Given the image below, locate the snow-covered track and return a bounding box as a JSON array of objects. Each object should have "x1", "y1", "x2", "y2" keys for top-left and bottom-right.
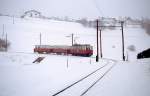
[
  {"x1": 80, "y1": 63, "x2": 116, "y2": 96},
  {"x1": 52, "y1": 60, "x2": 116, "y2": 96}
]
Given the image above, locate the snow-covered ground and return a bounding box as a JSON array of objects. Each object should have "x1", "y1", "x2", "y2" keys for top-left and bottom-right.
[
  {"x1": 0, "y1": 52, "x2": 150, "y2": 96},
  {"x1": 0, "y1": 16, "x2": 150, "y2": 60},
  {"x1": 86, "y1": 59, "x2": 150, "y2": 96},
  {"x1": 0, "y1": 52, "x2": 108, "y2": 96},
  {"x1": 0, "y1": 16, "x2": 150, "y2": 96}
]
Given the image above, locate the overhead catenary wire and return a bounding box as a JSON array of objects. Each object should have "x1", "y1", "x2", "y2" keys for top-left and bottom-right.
[{"x1": 91, "y1": 0, "x2": 104, "y2": 17}]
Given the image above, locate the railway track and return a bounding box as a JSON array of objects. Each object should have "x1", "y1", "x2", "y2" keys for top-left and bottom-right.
[
  {"x1": 80, "y1": 63, "x2": 116, "y2": 96},
  {"x1": 52, "y1": 60, "x2": 116, "y2": 96}
]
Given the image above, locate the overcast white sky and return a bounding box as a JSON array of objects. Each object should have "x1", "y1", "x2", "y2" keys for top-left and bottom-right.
[{"x1": 0, "y1": 0, "x2": 149, "y2": 19}]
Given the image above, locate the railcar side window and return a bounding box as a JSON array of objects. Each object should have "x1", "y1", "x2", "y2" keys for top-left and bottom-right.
[
  {"x1": 90, "y1": 46, "x2": 93, "y2": 50},
  {"x1": 82, "y1": 46, "x2": 86, "y2": 50},
  {"x1": 83, "y1": 46, "x2": 86, "y2": 50},
  {"x1": 86, "y1": 46, "x2": 89, "y2": 50},
  {"x1": 82, "y1": 46, "x2": 84, "y2": 50}
]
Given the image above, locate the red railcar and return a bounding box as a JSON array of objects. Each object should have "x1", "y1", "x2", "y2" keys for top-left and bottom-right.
[{"x1": 34, "y1": 44, "x2": 93, "y2": 57}]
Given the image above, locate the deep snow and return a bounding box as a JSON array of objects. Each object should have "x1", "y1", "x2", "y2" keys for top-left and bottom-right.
[
  {"x1": 0, "y1": 52, "x2": 150, "y2": 96},
  {"x1": 1, "y1": 16, "x2": 150, "y2": 61},
  {"x1": 0, "y1": 52, "x2": 108, "y2": 96},
  {"x1": 0, "y1": 16, "x2": 150, "y2": 96},
  {"x1": 85, "y1": 59, "x2": 150, "y2": 96}
]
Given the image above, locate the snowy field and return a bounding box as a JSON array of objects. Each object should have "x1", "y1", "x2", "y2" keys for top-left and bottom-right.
[
  {"x1": 0, "y1": 52, "x2": 110, "y2": 96},
  {"x1": 0, "y1": 16, "x2": 150, "y2": 60},
  {"x1": 0, "y1": 52, "x2": 150, "y2": 96},
  {"x1": 0, "y1": 16, "x2": 150, "y2": 96}
]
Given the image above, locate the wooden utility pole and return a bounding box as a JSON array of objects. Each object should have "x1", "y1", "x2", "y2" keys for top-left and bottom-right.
[
  {"x1": 96, "y1": 19, "x2": 125, "y2": 61},
  {"x1": 2, "y1": 24, "x2": 4, "y2": 37},
  {"x1": 5, "y1": 33, "x2": 7, "y2": 51},
  {"x1": 71, "y1": 33, "x2": 74, "y2": 46},
  {"x1": 67, "y1": 56, "x2": 69, "y2": 68},
  {"x1": 121, "y1": 21, "x2": 125, "y2": 61},
  {"x1": 99, "y1": 29, "x2": 103, "y2": 58},
  {"x1": 40, "y1": 33, "x2": 41, "y2": 45},
  {"x1": 96, "y1": 19, "x2": 99, "y2": 62}
]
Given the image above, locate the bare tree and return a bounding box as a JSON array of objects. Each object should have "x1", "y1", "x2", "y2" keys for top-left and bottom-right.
[
  {"x1": 127, "y1": 45, "x2": 136, "y2": 52},
  {"x1": 141, "y1": 18, "x2": 150, "y2": 36},
  {"x1": 0, "y1": 38, "x2": 10, "y2": 51}
]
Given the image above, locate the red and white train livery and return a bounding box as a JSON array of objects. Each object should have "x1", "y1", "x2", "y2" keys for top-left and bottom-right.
[{"x1": 34, "y1": 44, "x2": 93, "y2": 57}]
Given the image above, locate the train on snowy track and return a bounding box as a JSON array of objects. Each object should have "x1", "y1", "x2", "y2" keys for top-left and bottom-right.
[{"x1": 34, "y1": 44, "x2": 93, "y2": 57}]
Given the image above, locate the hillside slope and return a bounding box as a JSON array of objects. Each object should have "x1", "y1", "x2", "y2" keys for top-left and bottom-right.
[{"x1": 0, "y1": 16, "x2": 150, "y2": 61}]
